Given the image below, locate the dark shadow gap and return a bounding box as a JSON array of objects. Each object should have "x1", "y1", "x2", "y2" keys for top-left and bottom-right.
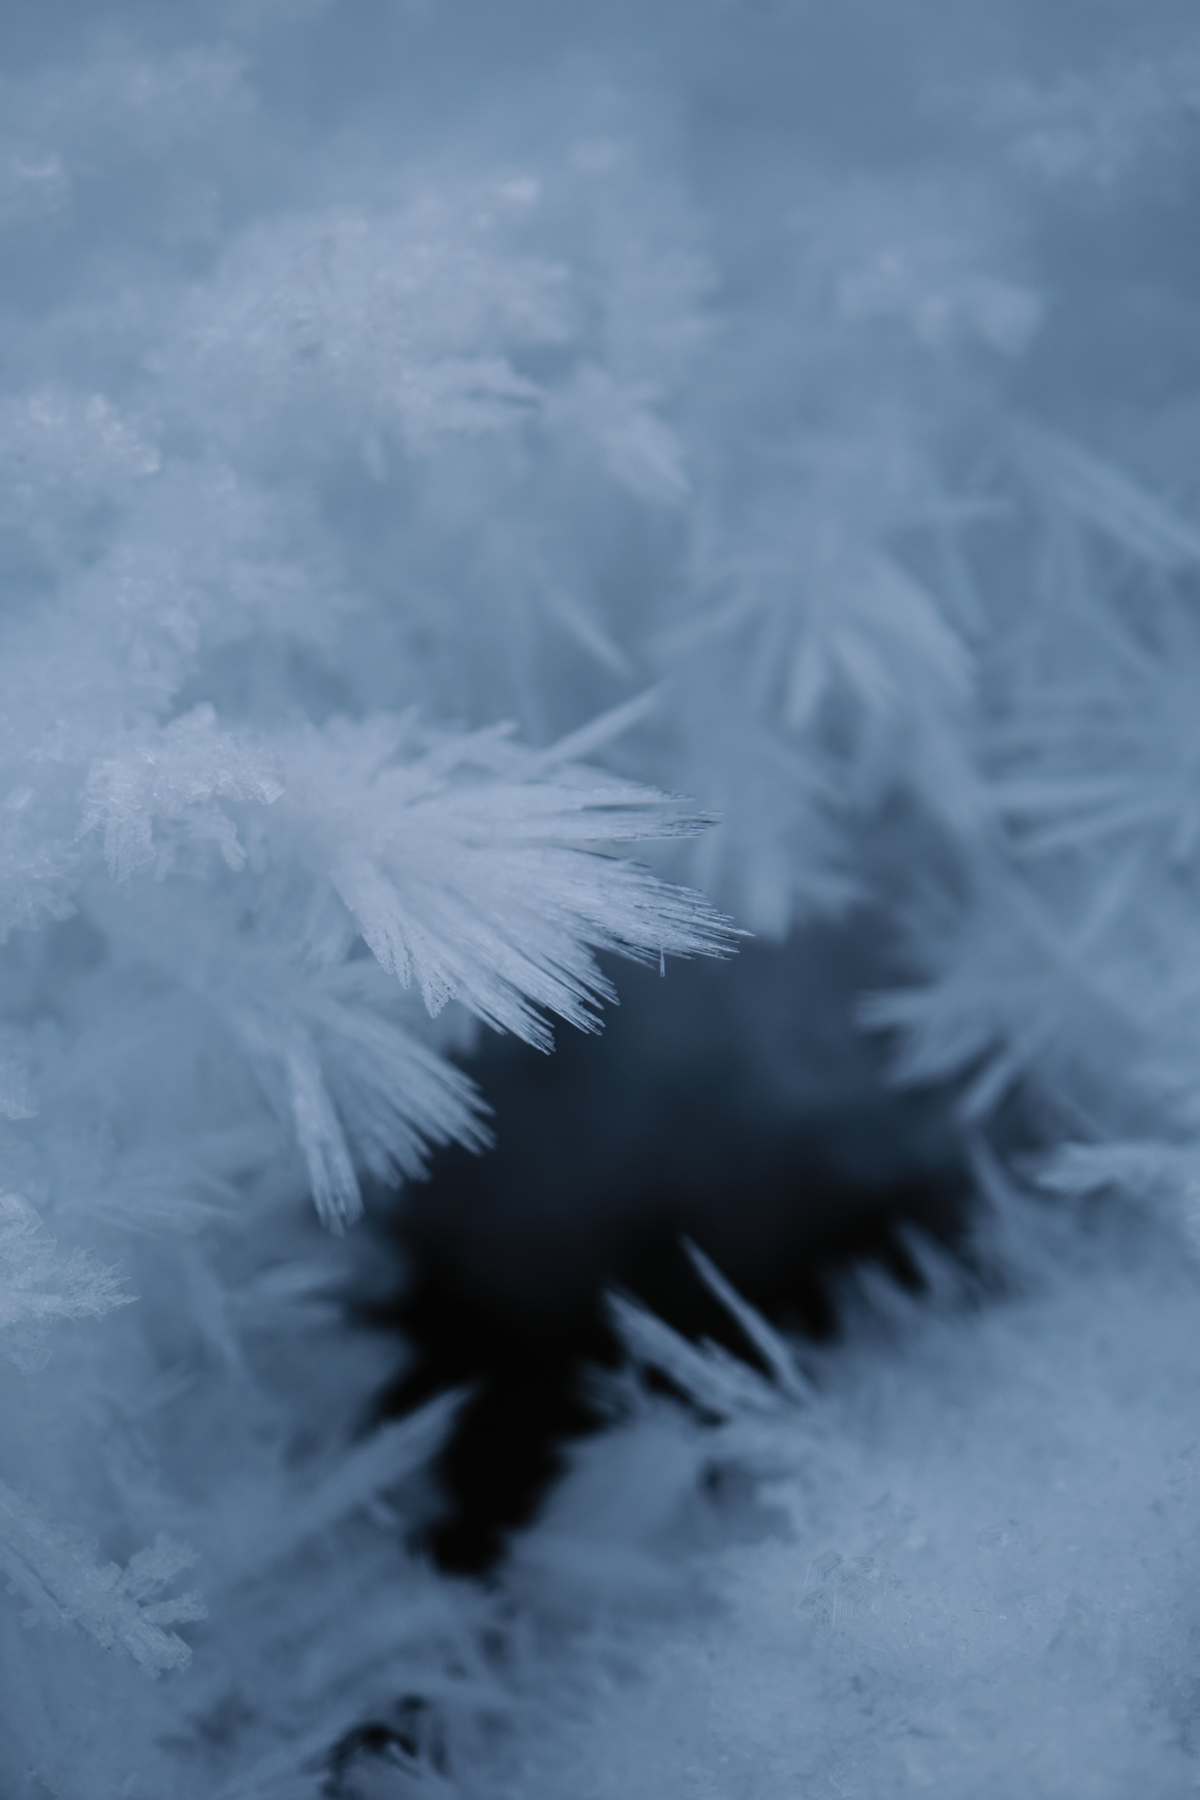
[{"x1": 361, "y1": 922, "x2": 973, "y2": 1575}]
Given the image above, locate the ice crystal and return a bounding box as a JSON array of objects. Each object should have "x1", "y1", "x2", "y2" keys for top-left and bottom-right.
[{"x1": 3, "y1": 0, "x2": 1200, "y2": 1795}]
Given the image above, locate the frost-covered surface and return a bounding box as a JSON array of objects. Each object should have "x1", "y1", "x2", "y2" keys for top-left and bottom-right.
[
  {"x1": 504, "y1": 1182, "x2": 1200, "y2": 1800},
  {"x1": 4, "y1": 0, "x2": 1200, "y2": 1794}
]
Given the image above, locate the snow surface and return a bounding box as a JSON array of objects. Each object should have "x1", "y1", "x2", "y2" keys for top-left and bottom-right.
[{"x1": 505, "y1": 1182, "x2": 1200, "y2": 1799}]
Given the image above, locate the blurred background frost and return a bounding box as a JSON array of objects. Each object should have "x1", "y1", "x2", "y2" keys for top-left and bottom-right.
[{"x1": 4, "y1": 2, "x2": 1200, "y2": 1795}]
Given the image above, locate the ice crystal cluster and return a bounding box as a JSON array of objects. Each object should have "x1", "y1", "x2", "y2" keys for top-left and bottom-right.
[{"x1": 3, "y1": 1, "x2": 1200, "y2": 1795}]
